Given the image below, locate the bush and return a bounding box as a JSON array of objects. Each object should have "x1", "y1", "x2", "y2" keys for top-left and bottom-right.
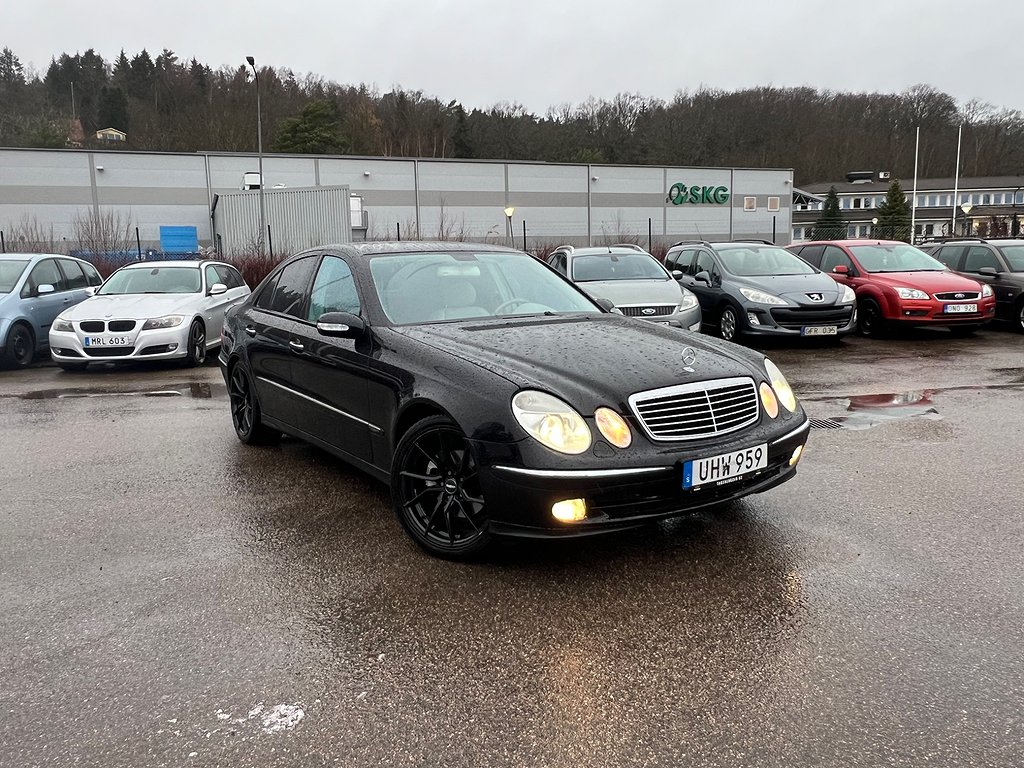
[{"x1": 223, "y1": 250, "x2": 286, "y2": 288}]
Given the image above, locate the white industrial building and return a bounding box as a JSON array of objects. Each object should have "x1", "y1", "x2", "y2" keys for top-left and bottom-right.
[{"x1": 0, "y1": 147, "x2": 794, "y2": 255}]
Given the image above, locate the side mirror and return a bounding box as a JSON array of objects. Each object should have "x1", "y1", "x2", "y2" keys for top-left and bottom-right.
[
  {"x1": 36, "y1": 283, "x2": 55, "y2": 296},
  {"x1": 832, "y1": 265, "x2": 850, "y2": 275},
  {"x1": 978, "y1": 267, "x2": 998, "y2": 277},
  {"x1": 694, "y1": 270, "x2": 711, "y2": 285},
  {"x1": 594, "y1": 297, "x2": 616, "y2": 312},
  {"x1": 208, "y1": 283, "x2": 228, "y2": 296},
  {"x1": 671, "y1": 269, "x2": 684, "y2": 281},
  {"x1": 316, "y1": 311, "x2": 366, "y2": 338},
  {"x1": 84, "y1": 287, "x2": 96, "y2": 297}
]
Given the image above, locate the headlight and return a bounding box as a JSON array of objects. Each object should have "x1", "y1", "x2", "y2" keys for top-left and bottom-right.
[
  {"x1": 594, "y1": 407, "x2": 632, "y2": 448},
  {"x1": 759, "y1": 382, "x2": 779, "y2": 419},
  {"x1": 739, "y1": 287, "x2": 787, "y2": 305},
  {"x1": 764, "y1": 358, "x2": 797, "y2": 413},
  {"x1": 53, "y1": 318, "x2": 75, "y2": 333},
  {"x1": 512, "y1": 390, "x2": 592, "y2": 455},
  {"x1": 895, "y1": 287, "x2": 930, "y2": 300},
  {"x1": 677, "y1": 291, "x2": 699, "y2": 312},
  {"x1": 839, "y1": 285, "x2": 856, "y2": 303},
  {"x1": 142, "y1": 315, "x2": 186, "y2": 331},
  {"x1": 981, "y1": 284, "x2": 994, "y2": 297}
]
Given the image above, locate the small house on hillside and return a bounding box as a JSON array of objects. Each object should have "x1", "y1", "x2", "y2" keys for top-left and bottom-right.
[{"x1": 95, "y1": 128, "x2": 127, "y2": 142}]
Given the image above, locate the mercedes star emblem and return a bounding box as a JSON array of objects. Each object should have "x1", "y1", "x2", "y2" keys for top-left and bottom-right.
[{"x1": 681, "y1": 347, "x2": 697, "y2": 366}]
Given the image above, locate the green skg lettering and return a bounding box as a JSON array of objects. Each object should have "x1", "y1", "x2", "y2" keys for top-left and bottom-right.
[
  {"x1": 667, "y1": 182, "x2": 731, "y2": 205},
  {"x1": 689, "y1": 186, "x2": 702, "y2": 204},
  {"x1": 713, "y1": 186, "x2": 730, "y2": 204},
  {"x1": 667, "y1": 183, "x2": 688, "y2": 205}
]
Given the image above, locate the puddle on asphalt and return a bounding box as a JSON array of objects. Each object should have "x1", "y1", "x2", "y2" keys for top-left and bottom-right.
[{"x1": 20, "y1": 382, "x2": 217, "y2": 400}]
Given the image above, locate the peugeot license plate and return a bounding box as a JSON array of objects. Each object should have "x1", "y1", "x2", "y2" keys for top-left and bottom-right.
[
  {"x1": 84, "y1": 335, "x2": 131, "y2": 347},
  {"x1": 682, "y1": 443, "x2": 767, "y2": 489},
  {"x1": 801, "y1": 325, "x2": 838, "y2": 336},
  {"x1": 944, "y1": 303, "x2": 977, "y2": 314}
]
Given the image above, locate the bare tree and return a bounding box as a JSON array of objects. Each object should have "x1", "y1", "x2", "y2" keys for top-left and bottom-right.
[{"x1": 2, "y1": 214, "x2": 64, "y2": 253}]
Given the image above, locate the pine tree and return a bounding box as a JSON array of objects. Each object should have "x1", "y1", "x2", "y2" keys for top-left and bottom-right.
[
  {"x1": 875, "y1": 179, "x2": 912, "y2": 242},
  {"x1": 97, "y1": 86, "x2": 129, "y2": 133},
  {"x1": 811, "y1": 186, "x2": 845, "y2": 240},
  {"x1": 0, "y1": 47, "x2": 25, "y2": 88},
  {"x1": 273, "y1": 100, "x2": 348, "y2": 154}
]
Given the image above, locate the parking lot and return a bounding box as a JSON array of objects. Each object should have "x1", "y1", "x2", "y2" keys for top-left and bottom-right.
[{"x1": 2, "y1": 329, "x2": 1022, "y2": 767}]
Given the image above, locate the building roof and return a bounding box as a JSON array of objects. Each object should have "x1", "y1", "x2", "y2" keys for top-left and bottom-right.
[{"x1": 802, "y1": 176, "x2": 1024, "y2": 194}]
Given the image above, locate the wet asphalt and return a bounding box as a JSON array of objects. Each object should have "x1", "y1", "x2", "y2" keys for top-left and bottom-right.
[{"x1": 1, "y1": 328, "x2": 1022, "y2": 767}]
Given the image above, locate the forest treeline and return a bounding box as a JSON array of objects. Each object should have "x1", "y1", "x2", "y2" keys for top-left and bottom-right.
[{"x1": 1, "y1": 46, "x2": 1022, "y2": 184}]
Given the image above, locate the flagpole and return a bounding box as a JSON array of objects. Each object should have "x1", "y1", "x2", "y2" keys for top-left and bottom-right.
[
  {"x1": 951, "y1": 125, "x2": 962, "y2": 236},
  {"x1": 911, "y1": 126, "x2": 920, "y2": 242}
]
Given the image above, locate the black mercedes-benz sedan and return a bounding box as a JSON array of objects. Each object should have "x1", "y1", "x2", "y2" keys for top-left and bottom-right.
[{"x1": 219, "y1": 242, "x2": 809, "y2": 558}]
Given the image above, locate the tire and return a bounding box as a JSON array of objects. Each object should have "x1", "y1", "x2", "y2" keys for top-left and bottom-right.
[
  {"x1": 1015, "y1": 299, "x2": 1024, "y2": 334},
  {"x1": 857, "y1": 299, "x2": 888, "y2": 338},
  {"x1": 2, "y1": 323, "x2": 35, "y2": 369},
  {"x1": 58, "y1": 362, "x2": 88, "y2": 372},
  {"x1": 391, "y1": 415, "x2": 492, "y2": 559},
  {"x1": 227, "y1": 363, "x2": 279, "y2": 445},
  {"x1": 184, "y1": 320, "x2": 206, "y2": 367},
  {"x1": 718, "y1": 305, "x2": 740, "y2": 342}
]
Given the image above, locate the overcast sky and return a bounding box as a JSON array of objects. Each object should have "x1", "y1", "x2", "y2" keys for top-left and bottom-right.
[{"x1": 8, "y1": 0, "x2": 1024, "y2": 113}]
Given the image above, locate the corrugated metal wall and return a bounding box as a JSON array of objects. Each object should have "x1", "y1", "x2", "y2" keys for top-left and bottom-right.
[{"x1": 214, "y1": 186, "x2": 352, "y2": 256}]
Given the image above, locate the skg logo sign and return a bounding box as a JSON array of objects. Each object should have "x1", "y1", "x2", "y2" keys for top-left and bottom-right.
[{"x1": 667, "y1": 183, "x2": 730, "y2": 206}]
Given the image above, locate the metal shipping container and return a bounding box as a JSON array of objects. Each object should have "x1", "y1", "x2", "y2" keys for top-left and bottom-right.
[{"x1": 213, "y1": 185, "x2": 352, "y2": 256}]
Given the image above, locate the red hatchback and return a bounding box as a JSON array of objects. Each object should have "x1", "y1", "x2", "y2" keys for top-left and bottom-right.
[{"x1": 788, "y1": 240, "x2": 996, "y2": 336}]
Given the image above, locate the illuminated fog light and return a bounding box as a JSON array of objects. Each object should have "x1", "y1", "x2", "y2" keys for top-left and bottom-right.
[
  {"x1": 594, "y1": 407, "x2": 632, "y2": 448},
  {"x1": 551, "y1": 498, "x2": 587, "y2": 523},
  {"x1": 789, "y1": 445, "x2": 804, "y2": 466},
  {"x1": 747, "y1": 312, "x2": 761, "y2": 326},
  {"x1": 759, "y1": 382, "x2": 779, "y2": 419}
]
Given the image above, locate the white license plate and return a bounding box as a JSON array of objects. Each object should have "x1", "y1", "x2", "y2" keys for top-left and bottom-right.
[
  {"x1": 682, "y1": 443, "x2": 768, "y2": 490},
  {"x1": 801, "y1": 325, "x2": 838, "y2": 336},
  {"x1": 84, "y1": 336, "x2": 131, "y2": 347},
  {"x1": 944, "y1": 303, "x2": 977, "y2": 314}
]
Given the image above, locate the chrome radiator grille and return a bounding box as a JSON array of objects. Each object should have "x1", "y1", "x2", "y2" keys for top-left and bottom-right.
[{"x1": 628, "y1": 377, "x2": 760, "y2": 441}]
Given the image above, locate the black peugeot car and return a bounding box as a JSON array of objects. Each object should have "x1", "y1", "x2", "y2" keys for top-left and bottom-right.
[
  {"x1": 219, "y1": 242, "x2": 809, "y2": 558},
  {"x1": 664, "y1": 240, "x2": 857, "y2": 342}
]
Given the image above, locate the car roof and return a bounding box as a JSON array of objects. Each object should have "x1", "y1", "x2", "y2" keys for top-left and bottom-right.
[
  {"x1": 313, "y1": 241, "x2": 523, "y2": 258},
  {"x1": 0, "y1": 252, "x2": 73, "y2": 260},
  {"x1": 117, "y1": 259, "x2": 212, "y2": 268},
  {"x1": 794, "y1": 240, "x2": 909, "y2": 247}
]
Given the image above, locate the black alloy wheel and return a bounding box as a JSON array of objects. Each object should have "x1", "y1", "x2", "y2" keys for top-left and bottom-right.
[
  {"x1": 2, "y1": 323, "x2": 34, "y2": 369},
  {"x1": 718, "y1": 305, "x2": 739, "y2": 342},
  {"x1": 228, "y1": 364, "x2": 278, "y2": 445},
  {"x1": 857, "y1": 299, "x2": 887, "y2": 338},
  {"x1": 392, "y1": 416, "x2": 491, "y2": 558},
  {"x1": 185, "y1": 320, "x2": 206, "y2": 367}
]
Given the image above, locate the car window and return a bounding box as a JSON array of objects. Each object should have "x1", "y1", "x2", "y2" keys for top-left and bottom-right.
[
  {"x1": 847, "y1": 244, "x2": 945, "y2": 272},
  {"x1": 549, "y1": 253, "x2": 567, "y2": 276},
  {"x1": 98, "y1": 266, "x2": 201, "y2": 295},
  {"x1": 262, "y1": 256, "x2": 318, "y2": 318},
  {"x1": 571, "y1": 252, "x2": 667, "y2": 281},
  {"x1": 694, "y1": 250, "x2": 719, "y2": 282},
  {"x1": 717, "y1": 245, "x2": 815, "y2": 276},
  {"x1": 0, "y1": 260, "x2": 30, "y2": 294},
  {"x1": 796, "y1": 244, "x2": 824, "y2": 268},
  {"x1": 21, "y1": 258, "x2": 66, "y2": 297},
  {"x1": 83, "y1": 262, "x2": 103, "y2": 287},
  {"x1": 820, "y1": 246, "x2": 854, "y2": 274},
  {"x1": 963, "y1": 246, "x2": 1001, "y2": 273},
  {"x1": 932, "y1": 246, "x2": 964, "y2": 270},
  {"x1": 217, "y1": 265, "x2": 246, "y2": 288},
  {"x1": 58, "y1": 259, "x2": 89, "y2": 290},
  {"x1": 996, "y1": 246, "x2": 1024, "y2": 271},
  {"x1": 205, "y1": 265, "x2": 220, "y2": 290},
  {"x1": 666, "y1": 248, "x2": 695, "y2": 275},
  {"x1": 308, "y1": 256, "x2": 360, "y2": 322}
]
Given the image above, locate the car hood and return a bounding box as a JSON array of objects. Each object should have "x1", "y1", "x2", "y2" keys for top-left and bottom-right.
[
  {"x1": 731, "y1": 272, "x2": 848, "y2": 305},
  {"x1": 575, "y1": 279, "x2": 683, "y2": 307},
  {"x1": 60, "y1": 293, "x2": 201, "y2": 321},
  {"x1": 395, "y1": 313, "x2": 767, "y2": 411},
  {"x1": 865, "y1": 271, "x2": 983, "y2": 293}
]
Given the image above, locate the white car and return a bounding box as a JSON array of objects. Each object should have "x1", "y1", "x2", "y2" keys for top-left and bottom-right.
[{"x1": 49, "y1": 260, "x2": 250, "y2": 370}]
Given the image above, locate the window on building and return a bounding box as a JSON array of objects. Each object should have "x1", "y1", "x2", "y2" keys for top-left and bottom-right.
[
  {"x1": 982, "y1": 194, "x2": 991, "y2": 205},
  {"x1": 853, "y1": 198, "x2": 863, "y2": 209},
  {"x1": 927, "y1": 195, "x2": 937, "y2": 207},
  {"x1": 767, "y1": 196, "x2": 780, "y2": 212},
  {"x1": 743, "y1": 196, "x2": 757, "y2": 211}
]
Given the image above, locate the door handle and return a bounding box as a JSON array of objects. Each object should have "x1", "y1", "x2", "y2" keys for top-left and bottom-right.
[
  {"x1": 244, "y1": 325, "x2": 257, "y2": 337},
  {"x1": 289, "y1": 340, "x2": 305, "y2": 352}
]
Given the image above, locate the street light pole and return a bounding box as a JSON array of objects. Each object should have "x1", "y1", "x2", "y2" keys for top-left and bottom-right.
[
  {"x1": 246, "y1": 56, "x2": 267, "y2": 253},
  {"x1": 504, "y1": 206, "x2": 515, "y2": 249},
  {"x1": 960, "y1": 202, "x2": 973, "y2": 237}
]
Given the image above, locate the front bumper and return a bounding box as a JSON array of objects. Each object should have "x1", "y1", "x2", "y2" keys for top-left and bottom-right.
[
  {"x1": 49, "y1": 324, "x2": 192, "y2": 364},
  {"x1": 475, "y1": 417, "x2": 809, "y2": 538},
  {"x1": 888, "y1": 297, "x2": 996, "y2": 326},
  {"x1": 741, "y1": 304, "x2": 857, "y2": 337}
]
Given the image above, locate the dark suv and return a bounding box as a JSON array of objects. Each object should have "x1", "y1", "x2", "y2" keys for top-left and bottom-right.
[{"x1": 921, "y1": 239, "x2": 1024, "y2": 332}]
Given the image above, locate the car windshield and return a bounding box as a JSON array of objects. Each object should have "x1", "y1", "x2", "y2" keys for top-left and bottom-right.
[
  {"x1": 571, "y1": 252, "x2": 667, "y2": 281},
  {"x1": 0, "y1": 260, "x2": 30, "y2": 293},
  {"x1": 998, "y1": 246, "x2": 1024, "y2": 271},
  {"x1": 848, "y1": 244, "x2": 945, "y2": 272},
  {"x1": 717, "y1": 246, "x2": 816, "y2": 276},
  {"x1": 369, "y1": 251, "x2": 599, "y2": 324},
  {"x1": 98, "y1": 266, "x2": 202, "y2": 295}
]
